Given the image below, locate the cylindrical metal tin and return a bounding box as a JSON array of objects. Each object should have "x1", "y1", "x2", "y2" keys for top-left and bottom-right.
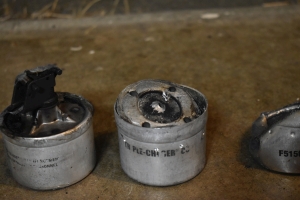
[
  {"x1": 0, "y1": 92, "x2": 96, "y2": 190},
  {"x1": 250, "y1": 102, "x2": 300, "y2": 173},
  {"x1": 114, "y1": 80, "x2": 208, "y2": 186}
]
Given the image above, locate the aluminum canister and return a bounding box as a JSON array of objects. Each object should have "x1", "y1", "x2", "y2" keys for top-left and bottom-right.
[
  {"x1": 0, "y1": 92, "x2": 96, "y2": 190},
  {"x1": 114, "y1": 79, "x2": 208, "y2": 186},
  {"x1": 250, "y1": 102, "x2": 300, "y2": 173}
]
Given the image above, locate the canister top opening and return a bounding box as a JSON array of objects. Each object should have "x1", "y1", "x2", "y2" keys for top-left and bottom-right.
[
  {"x1": 116, "y1": 79, "x2": 207, "y2": 128},
  {"x1": 138, "y1": 91, "x2": 182, "y2": 123},
  {"x1": 1, "y1": 92, "x2": 89, "y2": 138}
]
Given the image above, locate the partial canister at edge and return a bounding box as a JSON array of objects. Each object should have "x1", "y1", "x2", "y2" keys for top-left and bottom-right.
[{"x1": 114, "y1": 79, "x2": 208, "y2": 186}]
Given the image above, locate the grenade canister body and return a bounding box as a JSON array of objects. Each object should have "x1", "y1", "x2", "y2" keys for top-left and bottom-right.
[
  {"x1": 1, "y1": 93, "x2": 96, "y2": 190},
  {"x1": 115, "y1": 80, "x2": 208, "y2": 186},
  {"x1": 250, "y1": 102, "x2": 300, "y2": 173}
]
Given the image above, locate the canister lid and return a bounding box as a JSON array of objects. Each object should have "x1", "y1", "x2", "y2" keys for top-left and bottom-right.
[{"x1": 116, "y1": 80, "x2": 207, "y2": 128}]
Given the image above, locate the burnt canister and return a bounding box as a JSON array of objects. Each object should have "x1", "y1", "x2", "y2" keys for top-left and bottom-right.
[
  {"x1": 114, "y1": 79, "x2": 208, "y2": 186},
  {"x1": 0, "y1": 65, "x2": 96, "y2": 190}
]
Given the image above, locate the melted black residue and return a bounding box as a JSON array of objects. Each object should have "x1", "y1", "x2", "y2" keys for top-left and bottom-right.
[{"x1": 138, "y1": 91, "x2": 182, "y2": 123}]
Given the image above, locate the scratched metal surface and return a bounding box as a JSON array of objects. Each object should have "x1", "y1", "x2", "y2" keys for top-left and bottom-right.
[{"x1": 0, "y1": 6, "x2": 300, "y2": 200}]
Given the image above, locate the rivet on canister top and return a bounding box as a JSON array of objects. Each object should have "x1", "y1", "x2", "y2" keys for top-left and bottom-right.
[{"x1": 114, "y1": 79, "x2": 208, "y2": 186}]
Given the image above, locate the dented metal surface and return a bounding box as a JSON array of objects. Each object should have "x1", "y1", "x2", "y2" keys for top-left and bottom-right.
[
  {"x1": 0, "y1": 66, "x2": 96, "y2": 190},
  {"x1": 250, "y1": 102, "x2": 300, "y2": 173},
  {"x1": 115, "y1": 79, "x2": 208, "y2": 186}
]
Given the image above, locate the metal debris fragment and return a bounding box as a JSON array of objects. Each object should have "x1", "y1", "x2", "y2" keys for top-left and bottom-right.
[
  {"x1": 70, "y1": 46, "x2": 82, "y2": 51},
  {"x1": 201, "y1": 13, "x2": 220, "y2": 19}
]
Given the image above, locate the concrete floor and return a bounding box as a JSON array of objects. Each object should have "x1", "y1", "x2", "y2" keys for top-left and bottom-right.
[{"x1": 0, "y1": 5, "x2": 300, "y2": 200}]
